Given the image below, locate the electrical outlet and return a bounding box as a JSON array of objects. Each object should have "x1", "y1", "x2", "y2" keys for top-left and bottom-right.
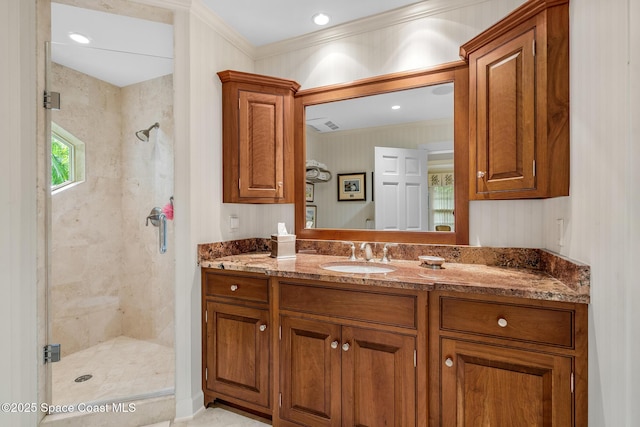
[
  {"x1": 229, "y1": 215, "x2": 239, "y2": 231},
  {"x1": 556, "y1": 218, "x2": 564, "y2": 247}
]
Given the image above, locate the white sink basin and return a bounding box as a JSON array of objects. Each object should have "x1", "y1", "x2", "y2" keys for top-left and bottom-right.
[{"x1": 320, "y1": 262, "x2": 397, "y2": 274}]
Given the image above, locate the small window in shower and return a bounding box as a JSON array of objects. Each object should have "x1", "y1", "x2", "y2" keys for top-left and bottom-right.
[{"x1": 51, "y1": 122, "x2": 85, "y2": 193}]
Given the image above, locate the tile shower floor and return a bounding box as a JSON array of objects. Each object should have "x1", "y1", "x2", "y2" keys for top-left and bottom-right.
[{"x1": 53, "y1": 336, "x2": 174, "y2": 406}]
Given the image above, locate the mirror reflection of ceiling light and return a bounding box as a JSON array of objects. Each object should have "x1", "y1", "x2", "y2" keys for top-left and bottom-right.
[
  {"x1": 391, "y1": 105, "x2": 401, "y2": 110},
  {"x1": 312, "y1": 13, "x2": 330, "y2": 26},
  {"x1": 68, "y1": 32, "x2": 91, "y2": 44}
]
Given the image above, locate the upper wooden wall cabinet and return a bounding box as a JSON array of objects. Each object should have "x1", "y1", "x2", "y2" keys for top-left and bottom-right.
[
  {"x1": 461, "y1": 0, "x2": 569, "y2": 199},
  {"x1": 218, "y1": 70, "x2": 300, "y2": 203}
]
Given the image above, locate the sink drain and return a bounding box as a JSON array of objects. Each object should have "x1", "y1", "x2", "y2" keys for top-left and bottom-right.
[{"x1": 74, "y1": 374, "x2": 92, "y2": 383}]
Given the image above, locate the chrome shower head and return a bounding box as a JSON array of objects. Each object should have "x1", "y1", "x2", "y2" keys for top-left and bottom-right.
[{"x1": 135, "y1": 122, "x2": 159, "y2": 142}]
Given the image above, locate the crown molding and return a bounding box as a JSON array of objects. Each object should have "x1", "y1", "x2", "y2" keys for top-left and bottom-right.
[
  {"x1": 190, "y1": 0, "x2": 256, "y2": 59},
  {"x1": 255, "y1": 0, "x2": 491, "y2": 60}
]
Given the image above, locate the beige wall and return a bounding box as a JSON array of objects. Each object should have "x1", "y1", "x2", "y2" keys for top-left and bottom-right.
[{"x1": 50, "y1": 63, "x2": 174, "y2": 356}]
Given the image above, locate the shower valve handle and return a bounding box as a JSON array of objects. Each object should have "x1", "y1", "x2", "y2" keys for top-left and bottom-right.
[{"x1": 146, "y1": 207, "x2": 167, "y2": 254}]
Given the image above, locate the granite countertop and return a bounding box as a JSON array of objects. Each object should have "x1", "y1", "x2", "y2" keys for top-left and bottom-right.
[{"x1": 200, "y1": 252, "x2": 590, "y2": 304}]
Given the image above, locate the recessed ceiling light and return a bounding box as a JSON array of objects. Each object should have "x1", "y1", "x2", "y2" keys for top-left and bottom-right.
[
  {"x1": 391, "y1": 105, "x2": 401, "y2": 110},
  {"x1": 68, "y1": 32, "x2": 91, "y2": 44},
  {"x1": 312, "y1": 13, "x2": 330, "y2": 26}
]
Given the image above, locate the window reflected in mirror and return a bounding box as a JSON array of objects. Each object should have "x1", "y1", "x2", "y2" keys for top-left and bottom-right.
[{"x1": 305, "y1": 83, "x2": 454, "y2": 232}]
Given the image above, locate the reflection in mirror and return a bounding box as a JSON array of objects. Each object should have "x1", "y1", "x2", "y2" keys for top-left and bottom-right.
[
  {"x1": 294, "y1": 63, "x2": 469, "y2": 245},
  {"x1": 305, "y1": 84, "x2": 454, "y2": 232}
]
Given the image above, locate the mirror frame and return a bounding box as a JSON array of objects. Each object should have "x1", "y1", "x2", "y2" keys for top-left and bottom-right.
[{"x1": 294, "y1": 61, "x2": 469, "y2": 244}]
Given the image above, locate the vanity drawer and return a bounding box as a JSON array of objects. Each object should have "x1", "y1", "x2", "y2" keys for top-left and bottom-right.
[
  {"x1": 439, "y1": 297, "x2": 573, "y2": 347},
  {"x1": 203, "y1": 271, "x2": 269, "y2": 303},
  {"x1": 280, "y1": 282, "x2": 416, "y2": 329}
]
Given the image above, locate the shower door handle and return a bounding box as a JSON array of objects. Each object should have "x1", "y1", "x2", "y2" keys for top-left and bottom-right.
[
  {"x1": 146, "y1": 207, "x2": 167, "y2": 254},
  {"x1": 158, "y1": 213, "x2": 167, "y2": 254}
]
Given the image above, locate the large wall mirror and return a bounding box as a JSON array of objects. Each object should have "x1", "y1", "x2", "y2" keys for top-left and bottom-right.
[{"x1": 294, "y1": 61, "x2": 469, "y2": 244}]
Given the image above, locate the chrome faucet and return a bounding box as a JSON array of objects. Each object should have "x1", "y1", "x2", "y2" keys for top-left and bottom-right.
[
  {"x1": 380, "y1": 243, "x2": 398, "y2": 263},
  {"x1": 360, "y1": 242, "x2": 374, "y2": 261},
  {"x1": 343, "y1": 241, "x2": 357, "y2": 261}
]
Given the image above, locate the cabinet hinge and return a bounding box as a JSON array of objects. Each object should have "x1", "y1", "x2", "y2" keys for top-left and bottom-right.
[
  {"x1": 532, "y1": 40, "x2": 536, "y2": 56},
  {"x1": 238, "y1": 179, "x2": 241, "y2": 190},
  {"x1": 571, "y1": 372, "x2": 574, "y2": 393},
  {"x1": 205, "y1": 309, "x2": 208, "y2": 323},
  {"x1": 414, "y1": 350, "x2": 417, "y2": 368},
  {"x1": 238, "y1": 98, "x2": 241, "y2": 110},
  {"x1": 279, "y1": 393, "x2": 282, "y2": 408},
  {"x1": 533, "y1": 160, "x2": 536, "y2": 177},
  {"x1": 205, "y1": 367, "x2": 208, "y2": 381},
  {"x1": 279, "y1": 326, "x2": 282, "y2": 340}
]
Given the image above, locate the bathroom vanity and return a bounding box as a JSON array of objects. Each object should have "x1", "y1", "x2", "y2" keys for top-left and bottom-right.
[
  {"x1": 204, "y1": 1, "x2": 582, "y2": 424},
  {"x1": 199, "y1": 245, "x2": 589, "y2": 427}
]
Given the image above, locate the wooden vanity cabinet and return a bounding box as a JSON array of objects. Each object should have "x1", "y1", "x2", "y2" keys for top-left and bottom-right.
[
  {"x1": 201, "y1": 269, "x2": 272, "y2": 414},
  {"x1": 461, "y1": 0, "x2": 569, "y2": 199},
  {"x1": 429, "y1": 291, "x2": 588, "y2": 427},
  {"x1": 277, "y1": 280, "x2": 422, "y2": 427},
  {"x1": 218, "y1": 70, "x2": 300, "y2": 204}
]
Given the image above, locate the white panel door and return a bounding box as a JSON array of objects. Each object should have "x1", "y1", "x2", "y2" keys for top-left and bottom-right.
[{"x1": 374, "y1": 147, "x2": 428, "y2": 231}]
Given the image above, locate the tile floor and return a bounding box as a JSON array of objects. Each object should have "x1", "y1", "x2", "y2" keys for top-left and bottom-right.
[
  {"x1": 53, "y1": 336, "x2": 174, "y2": 406},
  {"x1": 52, "y1": 338, "x2": 270, "y2": 426},
  {"x1": 169, "y1": 404, "x2": 271, "y2": 427}
]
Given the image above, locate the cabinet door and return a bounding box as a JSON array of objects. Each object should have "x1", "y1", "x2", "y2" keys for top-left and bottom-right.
[
  {"x1": 342, "y1": 327, "x2": 416, "y2": 427},
  {"x1": 205, "y1": 301, "x2": 270, "y2": 408},
  {"x1": 280, "y1": 316, "x2": 341, "y2": 427},
  {"x1": 238, "y1": 90, "x2": 284, "y2": 200},
  {"x1": 473, "y1": 28, "x2": 536, "y2": 195},
  {"x1": 440, "y1": 338, "x2": 573, "y2": 426}
]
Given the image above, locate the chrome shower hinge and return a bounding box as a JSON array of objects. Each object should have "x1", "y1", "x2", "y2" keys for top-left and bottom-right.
[
  {"x1": 44, "y1": 344, "x2": 61, "y2": 363},
  {"x1": 43, "y1": 91, "x2": 61, "y2": 110}
]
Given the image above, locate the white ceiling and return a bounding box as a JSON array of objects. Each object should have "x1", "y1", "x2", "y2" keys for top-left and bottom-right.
[
  {"x1": 50, "y1": 1, "x2": 452, "y2": 126},
  {"x1": 201, "y1": 0, "x2": 422, "y2": 47},
  {"x1": 51, "y1": 3, "x2": 173, "y2": 88},
  {"x1": 307, "y1": 84, "x2": 453, "y2": 133},
  {"x1": 50, "y1": 1, "x2": 423, "y2": 87}
]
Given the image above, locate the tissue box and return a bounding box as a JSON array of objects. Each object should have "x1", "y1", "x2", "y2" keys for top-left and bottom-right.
[{"x1": 270, "y1": 234, "x2": 296, "y2": 259}]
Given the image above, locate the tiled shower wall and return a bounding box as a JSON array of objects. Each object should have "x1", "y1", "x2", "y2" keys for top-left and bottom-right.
[
  {"x1": 51, "y1": 63, "x2": 174, "y2": 356},
  {"x1": 120, "y1": 74, "x2": 175, "y2": 348}
]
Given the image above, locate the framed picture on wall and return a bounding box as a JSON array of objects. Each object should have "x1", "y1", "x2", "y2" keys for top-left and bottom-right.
[
  {"x1": 305, "y1": 205, "x2": 317, "y2": 228},
  {"x1": 337, "y1": 172, "x2": 366, "y2": 201},
  {"x1": 305, "y1": 182, "x2": 314, "y2": 202}
]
